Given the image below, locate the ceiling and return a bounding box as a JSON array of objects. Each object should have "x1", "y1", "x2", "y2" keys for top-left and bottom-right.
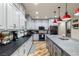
[{"x1": 23, "y1": 3, "x2": 79, "y2": 19}]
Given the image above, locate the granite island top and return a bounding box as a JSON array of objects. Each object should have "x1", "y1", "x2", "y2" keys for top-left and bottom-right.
[
  {"x1": 46, "y1": 35, "x2": 79, "y2": 56},
  {"x1": 0, "y1": 36, "x2": 30, "y2": 56}
]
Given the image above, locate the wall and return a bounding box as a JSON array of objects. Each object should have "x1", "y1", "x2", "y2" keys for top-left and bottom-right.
[
  {"x1": 71, "y1": 29, "x2": 79, "y2": 40},
  {"x1": 71, "y1": 17, "x2": 79, "y2": 40},
  {"x1": 58, "y1": 20, "x2": 79, "y2": 40},
  {"x1": 58, "y1": 22, "x2": 66, "y2": 36}
]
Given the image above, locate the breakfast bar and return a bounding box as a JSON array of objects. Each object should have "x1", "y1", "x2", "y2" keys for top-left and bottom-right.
[{"x1": 46, "y1": 35, "x2": 79, "y2": 56}]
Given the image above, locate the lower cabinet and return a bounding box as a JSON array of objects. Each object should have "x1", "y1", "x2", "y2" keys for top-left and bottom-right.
[
  {"x1": 54, "y1": 45, "x2": 62, "y2": 56},
  {"x1": 46, "y1": 38, "x2": 69, "y2": 56},
  {"x1": 11, "y1": 36, "x2": 32, "y2": 56}
]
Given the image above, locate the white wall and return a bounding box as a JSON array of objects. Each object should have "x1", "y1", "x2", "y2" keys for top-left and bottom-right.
[
  {"x1": 58, "y1": 22, "x2": 66, "y2": 36},
  {"x1": 71, "y1": 29, "x2": 79, "y2": 40}
]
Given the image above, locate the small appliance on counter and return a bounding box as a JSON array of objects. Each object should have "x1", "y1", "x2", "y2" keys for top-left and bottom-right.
[
  {"x1": 39, "y1": 26, "x2": 45, "y2": 41},
  {"x1": 0, "y1": 31, "x2": 13, "y2": 45},
  {"x1": 11, "y1": 31, "x2": 18, "y2": 41}
]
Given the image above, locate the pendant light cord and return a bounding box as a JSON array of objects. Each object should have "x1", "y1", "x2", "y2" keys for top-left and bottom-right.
[
  {"x1": 66, "y1": 3, "x2": 68, "y2": 14},
  {"x1": 58, "y1": 7, "x2": 62, "y2": 21},
  {"x1": 58, "y1": 7, "x2": 60, "y2": 17},
  {"x1": 54, "y1": 11, "x2": 56, "y2": 19}
]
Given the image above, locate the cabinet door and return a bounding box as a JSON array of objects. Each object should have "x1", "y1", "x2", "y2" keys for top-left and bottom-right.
[
  {"x1": 51, "y1": 43, "x2": 55, "y2": 56},
  {"x1": 20, "y1": 13, "x2": 26, "y2": 30},
  {"x1": 7, "y1": 4, "x2": 14, "y2": 29},
  {"x1": 49, "y1": 40, "x2": 53, "y2": 56},
  {"x1": 0, "y1": 3, "x2": 6, "y2": 30},
  {"x1": 18, "y1": 46, "x2": 24, "y2": 56},
  {"x1": 24, "y1": 37, "x2": 32, "y2": 56},
  {"x1": 54, "y1": 45, "x2": 62, "y2": 56},
  {"x1": 7, "y1": 4, "x2": 20, "y2": 30},
  {"x1": 14, "y1": 7, "x2": 20, "y2": 30}
]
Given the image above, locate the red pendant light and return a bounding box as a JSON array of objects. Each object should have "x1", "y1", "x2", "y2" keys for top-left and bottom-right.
[
  {"x1": 53, "y1": 11, "x2": 57, "y2": 23},
  {"x1": 75, "y1": 8, "x2": 79, "y2": 13},
  {"x1": 62, "y1": 3, "x2": 71, "y2": 21},
  {"x1": 57, "y1": 7, "x2": 62, "y2": 21},
  {"x1": 53, "y1": 19, "x2": 57, "y2": 23},
  {"x1": 74, "y1": 8, "x2": 79, "y2": 16}
]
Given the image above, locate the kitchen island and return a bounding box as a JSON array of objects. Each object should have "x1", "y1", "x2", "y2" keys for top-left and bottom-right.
[
  {"x1": 46, "y1": 35, "x2": 79, "y2": 56},
  {"x1": 0, "y1": 36, "x2": 32, "y2": 56}
]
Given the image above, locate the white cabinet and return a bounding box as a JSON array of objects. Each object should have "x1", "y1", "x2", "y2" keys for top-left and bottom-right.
[
  {"x1": 25, "y1": 37, "x2": 32, "y2": 56},
  {"x1": 20, "y1": 13, "x2": 26, "y2": 30},
  {"x1": 19, "y1": 4, "x2": 25, "y2": 15},
  {"x1": 0, "y1": 3, "x2": 6, "y2": 30},
  {"x1": 11, "y1": 36, "x2": 33, "y2": 56},
  {"x1": 33, "y1": 34, "x2": 39, "y2": 41},
  {"x1": 7, "y1": 4, "x2": 15, "y2": 29},
  {"x1": 0, "y1": 3, "x2": 26, "y2": 30},
  {"x1": 7, "y1": 4, "x2": 20, "y2": 30},
  {"x1": 14, "y1": 7, "x2": 20, "y2": 30}
]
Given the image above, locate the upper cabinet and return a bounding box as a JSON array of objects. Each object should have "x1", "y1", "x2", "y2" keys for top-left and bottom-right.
[
  {"x1": 7, "y1": 4, "x2": 14, "y2": 29},
  {"x1": 0, "y1": 3, "x2": 26, "y2": 31},
  {"x1": 19, "y1": 4, "x2": 25, "y2": 15},
  {"x1": 0, "y1": 3, "x2": 6, "y2": 30},
  {"x1": 20, "y1": 13, "x2": 26, "y2": 30},
  {"x1": 13, "y1": 6, "x2": 20, "y2": 30},
  {"x1": 7, "y1": 4, "x2": 20, "y2": 30},
  {"x1": 7, "y1": 3, "x2": 26, "y2": 30}
]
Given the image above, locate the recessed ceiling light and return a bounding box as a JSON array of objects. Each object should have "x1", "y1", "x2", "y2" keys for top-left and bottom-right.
[
  {"x1": 34, "y1": 3, "x2": 38, "y2": 5},
  {"x1": 35, "y1": 11, "x2": 39, "y2": 14}
]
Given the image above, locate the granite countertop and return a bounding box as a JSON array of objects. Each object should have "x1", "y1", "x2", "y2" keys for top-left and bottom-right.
[
  {"x1": 0, "y1": 36, "x2": 30, "y2": 56},
  {"x1": 46, "y1": 35, "x2": 79, "y2": 56}
]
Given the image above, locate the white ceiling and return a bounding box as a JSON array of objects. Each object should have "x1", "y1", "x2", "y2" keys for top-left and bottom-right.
[{"x1": 23, "y1": 3, "x2": 79, "y2": 19}]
